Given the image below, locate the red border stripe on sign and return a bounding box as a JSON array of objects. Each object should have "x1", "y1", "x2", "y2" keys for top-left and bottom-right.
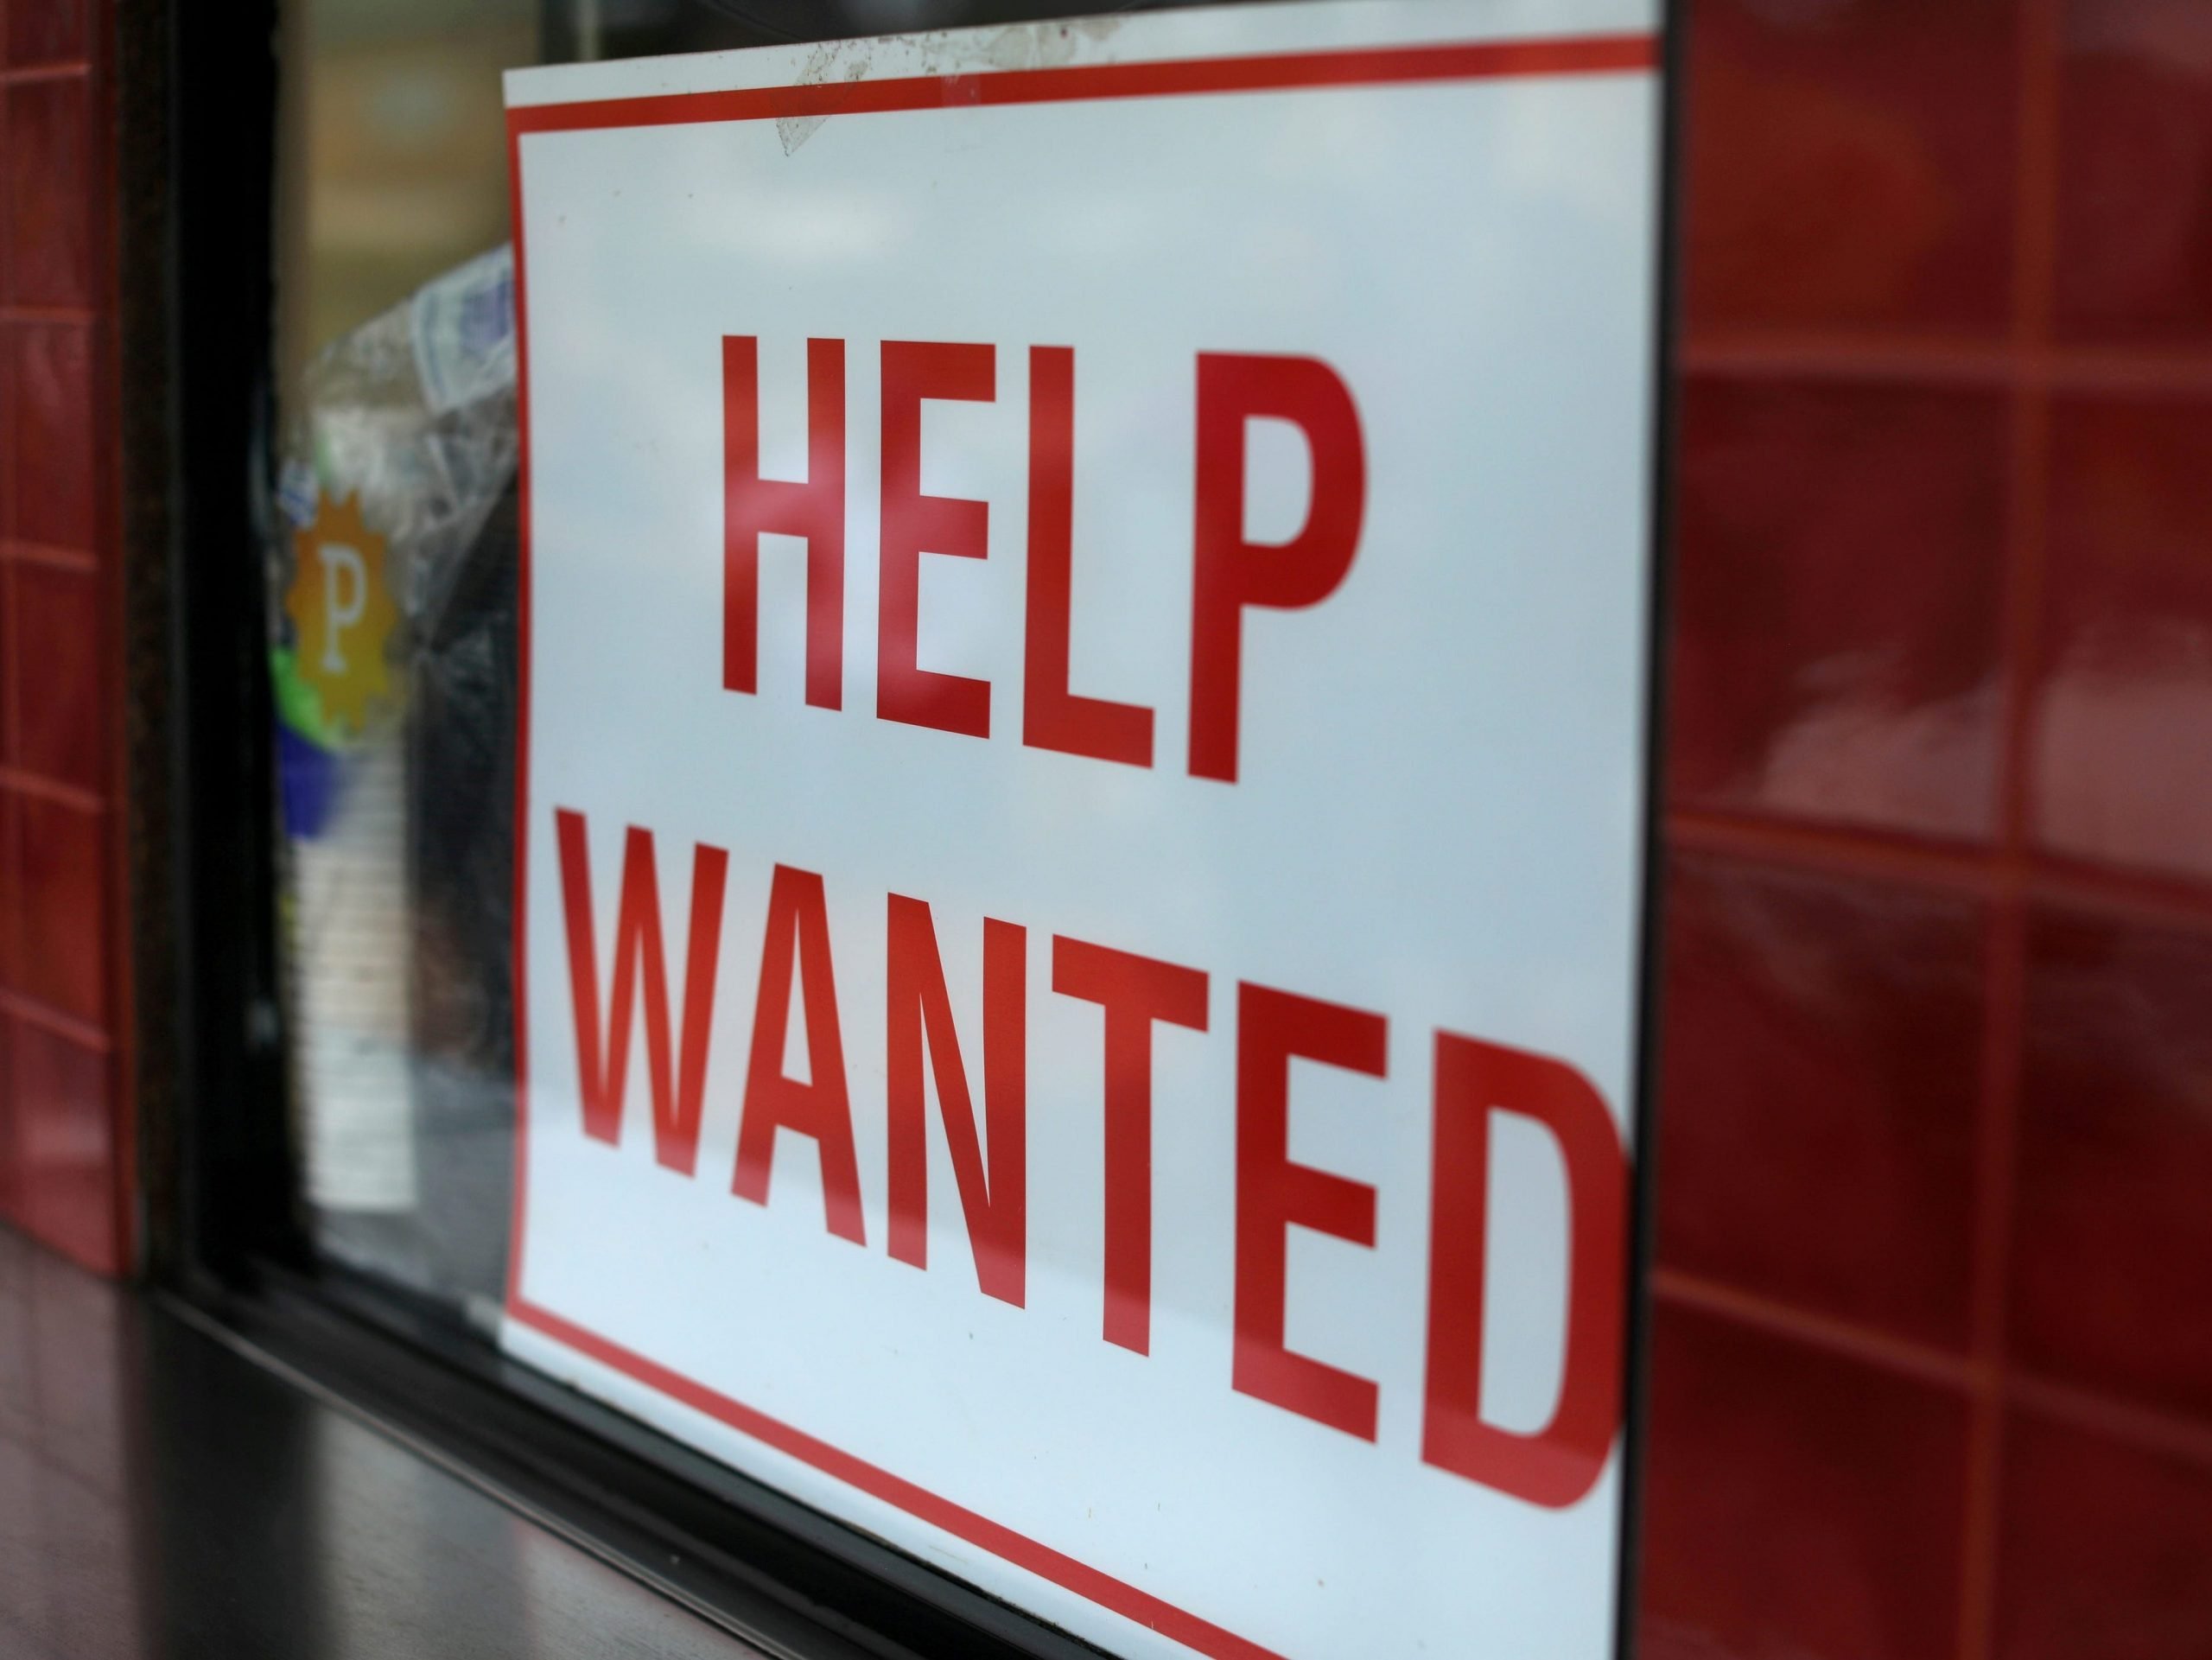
[
  {"x1": 506, "y1": 33, "x2": 1658, "y2": 137},
  {"x1": 508, "y1": 1295, "x2": 1291, "y2": 1660},
  {"x1": 505, "y1": 29, "x2": 1657, "y2": 1660}
]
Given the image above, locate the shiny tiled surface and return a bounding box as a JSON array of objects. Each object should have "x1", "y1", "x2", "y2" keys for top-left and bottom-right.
[
  {"x1": 2053, "y1": 0, "x2": 2212, "y2": 348},
  {"x1": 1657, "y1": 853, "x2": 1983, "y2": 1350},
  {"x1": 1640, "y1": 1303, "x2": 1972, "y2": 1660},
  {"x1": 1669, "y1": 377, "x2": 2009, "y2": 842},
  {"x1": 1993, "y1": 1414, "x2": 2212, "y2": 1660},
  {"x1": 0, "y1": 1226, "x2": 768, "y2": 1659},
  {"x1": 10, "y1": 1022, "x2": 108, "y2": 1272},
  {"x1": 2011, "y1": 908, "x2": 2212, "y2": 1422},
  {"x1": 0, "y1": 0, "x2": 124, "y2": 1277},
  {"x1": 1656, "y1": 0, "x2": 2212, "y2": 1654},
  {"x1": 3, "y1": 75, "x2": 95, "y2": 311},
  {"x1": 3, "y1": 0, "x2": 81, "y2": 70},
  {"x1": 14, "y1": 794, "x2": 105, "y2": 1027},
  {"x1": 6, "y1": 560, "x2": 102, "y2": 792},
  {"x1": 1682, "y1": 0, "x2": 2018, "y2": 336},
  {"x1": 5, "y1": 323, "x2": 98, "y2": 554},
  {"x1": 2033, "y1": 393, "x2": 2212, "y2": 885}
]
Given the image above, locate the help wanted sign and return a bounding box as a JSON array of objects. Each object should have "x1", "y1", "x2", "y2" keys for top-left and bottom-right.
[{"x1": 504, "y1": 3, "x2": 1662, "y2": 1656}]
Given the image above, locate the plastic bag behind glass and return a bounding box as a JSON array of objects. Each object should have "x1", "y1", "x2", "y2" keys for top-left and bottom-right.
[{"x1": 266, "y1": 246, "x2": 520, "y2": 1320}]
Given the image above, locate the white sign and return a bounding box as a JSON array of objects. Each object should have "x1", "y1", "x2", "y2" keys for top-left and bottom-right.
[{"x1": 504, "y1": 5, "x2": 1661, "y2": 1657}]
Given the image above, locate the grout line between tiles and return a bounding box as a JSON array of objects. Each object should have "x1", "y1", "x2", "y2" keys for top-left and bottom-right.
[
  {"x1": 1681, "y1": 336, "x2": 2212, "y2": 401},
  {"x1": 1957, "y1": 3, "x2": 2063, "y2": 1653},
  {"x1": 0, "y1": 62, "x2": 92, "y2": 85},
  {"x1": 1667, "y1": 808, "x2": 1999, "y2": 897},
  {"x1": 0, "y1": 561, "x2": 14, "y2": 773},
  {"x1": 1665, "y1": 808, "x2": 2212, "y2": 937},
  {"x1": 2024, "y1": 860, "x2": 2212, "y2": 937},
  {"x1": 0, "y1": 540, "x2": 99, "y2": 573},
  {"x1": 1960, "y1": 898, "x2": 2027, "y2": 1660},
  {"x1": 1654, "y1": 1268, "x2": 2212, "y2": 1477},
  {"x1": 0, "y1": 988, "x2": 111, "y2": 1053},
  {"x1": 0, "y1": 306, "x2": 97, "y2": 327},
  {"x1": 1650, "y1": 1268, "x2": 1982, "y2": 1390},
  {"x1": 2009, "y1": 1377, "x2": 2212, "y2": 1473},
  {"x1": 0, "y1": 770, "x2": 103, "y2": 813}
]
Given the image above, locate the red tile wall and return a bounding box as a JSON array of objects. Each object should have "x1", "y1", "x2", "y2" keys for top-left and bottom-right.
[
  {"x1": 0, "y1": 0, "x2": 128, "y2": 1279},
  {"x1": 1645, "y1": 1, "x2": 2212, "y2": 1657}
]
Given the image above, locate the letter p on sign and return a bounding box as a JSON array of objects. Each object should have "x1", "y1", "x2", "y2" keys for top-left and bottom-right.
[{"x1": 318, "y1": 543, "x2": 368, "y2": 673}]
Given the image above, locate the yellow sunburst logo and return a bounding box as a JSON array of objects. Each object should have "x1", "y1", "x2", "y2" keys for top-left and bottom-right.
[{"x1": 287, "y1": 493, "x2": 400, "y2": 738}]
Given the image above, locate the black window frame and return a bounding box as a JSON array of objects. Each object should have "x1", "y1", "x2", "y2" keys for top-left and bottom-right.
[{"x1": 139, "y1": 3, "x2": 1684, "y2": 1656}]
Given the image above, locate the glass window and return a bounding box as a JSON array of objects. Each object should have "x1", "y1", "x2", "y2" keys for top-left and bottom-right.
[
  {"x1": 264, "y1": 0, "x2": 1161, "y2": 1325},
  {"x1": 264, "y1": 0, "x2": 842, "y2": 1319},
  {"x1": 246, "y1": 10, "x2": 1658, "y2": 1660}
]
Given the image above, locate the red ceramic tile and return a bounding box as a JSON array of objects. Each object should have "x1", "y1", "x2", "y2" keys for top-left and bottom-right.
[
  {"x1": 0, "y1": 337, "x2": 10, "y2": 550},
  {"x1": 1637, "y1": 1301, "x2": 1971, "y2": 1660},
  {"x1": 1995, "y1": 1414, "x2": 2212, "y2": 1660},
  {"x1": 2056, "y1": 3, "x2": 2212, "y2": 347},
  {"x1": 2011, "y1": 907, "x2": 2212, "y2": 1421},
  {"x1": 11, "y1": 1020, "x2": 114, "y2": 1276},
  {"x1": 0, "y1": 564, "x2": 9, "y2": 785},
  {"x1": 1656, "y1": 853, "x2": 1983, "y2": 1348},
  {"x1": 5, "y1": 563, "x2": 102, "y2": 793},
  {"x1": 0, "y1": 792, "x2": 16, "y2": 995},
  {"x1": 7, "y1": 323, "x2": 98, "y2": 553},
  {"x1": 1683, "y1": 0, "x2": 2018, "y2": 336},
  {"x1": 2032, "y1": 396, "x2": 2212, "y2": 888},
  {"x1": 3, "y1": 79, "x2": 96, "y2": 310},
  {"x1": 5, "y1": 0, "x2": 87, "y2": 68},
  {"x1": 1670, "y1": 376, "x2": 2008, "y2": 842},
  {"x1": 0, "y1": 1017, "x2": 14, "y2": 1230},
  {"x1": 13, "y1": 795, "x2": 105, "y2": 1027}
]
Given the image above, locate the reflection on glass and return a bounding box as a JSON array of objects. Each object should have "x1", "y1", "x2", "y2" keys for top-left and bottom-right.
[{"x1": 261, "y1": 0, "x2": 1103, "y2": 1325}]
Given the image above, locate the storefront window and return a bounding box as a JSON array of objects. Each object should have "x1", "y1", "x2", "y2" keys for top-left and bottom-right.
[
  {"x1": 264, "y1": 0, "x2": 779, "y2": 1316},
  {"x1": 249, "y1": 7, "x2": 1660, "y2": 1657},
  {"x1": 272, "y1": 0, "x2": 522, "y2": 1317}
]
